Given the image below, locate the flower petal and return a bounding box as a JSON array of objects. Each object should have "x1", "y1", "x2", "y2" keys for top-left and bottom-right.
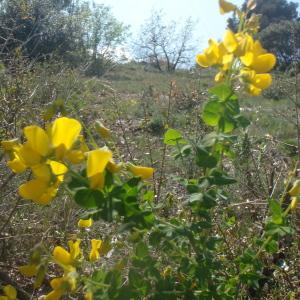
[
  {"x1": 87, "y1": 148, "x2": 112, "y2": 178},
  {"x1": 53, "y1": 246, "x2": 73, "y2": 266},
  {"x1": 128, "y1": 165, "x2": 154, "y2": 180},
  {"x1": 196, "y1": 53, "x2": 210, "y2": 68},
  {"x1": 223, "y1": 30, "x2": 238, "y2": 53},
  {"x1": 18, "y1": 144, "x2": 41, "y2": 166},
  {"x1": 24, "y1": 125, "x2": 50, "y2": 156},
  {"x1": 78, "y1": 218, "x2": 93, "y2": 228},
  {"x1": 19, "y1": 179, "x2": 48, "y2": 202},
  {"x1": 49, "y1": 160, "x2": 68, "y2": 182},
  {"x1": 3, "y1": 285, "x2": 17, "y2": 299},
  {"x1": 219, "y1": 0, "x2": 236, "y2": 14},
  {"x1": 32, "y1": 164, "x2": 51, "y2": 182},
  {"x1": 51, "y1": 117, "x2": 82, "y2": 152},
  {"x1": 89, "y1": 239, "x2": 102, "y2": 262},
  {"x1": 254, "y1": 74, "x2": 272, "y2": 89},
  {"x1": 251, "y1": 53, "x2": 276, "y2": 73},
  {"x1": 68, "y1": 239, "x2": 82, "y2": 260}
]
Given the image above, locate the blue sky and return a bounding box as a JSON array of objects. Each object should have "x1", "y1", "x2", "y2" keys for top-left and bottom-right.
[{"x1": 96, "y1": 0, "x2": 245, "y2": 50}]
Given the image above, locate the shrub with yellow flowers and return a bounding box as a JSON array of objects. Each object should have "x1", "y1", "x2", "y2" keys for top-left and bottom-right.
[
  {"x1": 197, "y1": 0, "x2": 276, "y2": 96},
  {"x1": 1, "y1": 1, "x2": 298, "y2": 299}
]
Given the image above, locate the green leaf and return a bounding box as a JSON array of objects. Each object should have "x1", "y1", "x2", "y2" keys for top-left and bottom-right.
[
  {"x1": 208, "y1": 169, "x2": 237, "y2": 185},
  {"x1": 135, "y1": 242, "x2": 148, "y2": 258},
  {"x1": 196, "y1": 146, "x2": 218, "y2": 168},
  {"x1": 235, "y1": 115, "x2": 250, "y2": 128},
  {"x1": 202, "y1": 100, "x2": 223, "y2": 126},
  {"x1": 265, "y1": 223, "x2": 293, "y2": 237},
  {"x1": 269, "y1": 199, "x2": 283, "y2": 225},
  {"x1": 264, "y1": 240, "x2": 279, "y2": 253},
  {"x1": 209, "y1": 84, "x2": 233, "y2": 102},
  {"x1": 74, "y1": 188, "x2": 105, "y2": 208},
  {"x1": 163, "y1": 128, "x2": 186, "y2": 145},
  {"x1": 68, "y1": 172, "x2": 89, "y2": 190},
  {"x1": 218, "y1": 116, "x2": 235, "y2": 133},
  {"x1": 180, "y1": 144, "x2": 192, "y2": 157}
]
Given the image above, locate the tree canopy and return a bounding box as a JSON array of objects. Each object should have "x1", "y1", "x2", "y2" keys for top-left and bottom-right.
[{"x1": 0, "y1": 0, "x2": 128, "y2": 75}]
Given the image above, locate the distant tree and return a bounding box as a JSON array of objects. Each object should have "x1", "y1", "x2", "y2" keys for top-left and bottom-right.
[
  {"x1": 134, "y1": 10, "x2": 195, "y2": 72},
  {"x1": 0, "y1": 0, "x2": 129, "y2": 75},
  {"x1": 0, "y1": 0, "x2": 86, "y2": 60},
  {"x1": 228, "y1": 0, "x2": 299, "y2": 31},
  {"x1": 259, "y1": 20, "x2": 300, "y2": 70},
  {"x1": 85, "y1": 3, "x2": 128, "y2": 76}
]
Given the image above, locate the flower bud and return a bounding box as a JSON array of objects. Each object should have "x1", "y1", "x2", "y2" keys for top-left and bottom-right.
[
  {"x1": 95, "y1": 121, "x2": 111, "y2": 139},
  {"x1": 288, "y1": 180, "x2": 300, "y2": 196}
]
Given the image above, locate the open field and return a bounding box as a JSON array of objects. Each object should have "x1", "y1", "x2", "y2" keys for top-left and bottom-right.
[{"x1": 1, "y1": 61, "x2": 300, "y2": 299}]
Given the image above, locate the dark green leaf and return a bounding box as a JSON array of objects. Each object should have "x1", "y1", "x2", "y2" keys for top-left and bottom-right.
[
  {"x1": 208, "y1": 169, "x2": 237, "y2": 185},
  {"x1": 74, "y1": 188, "x2": 105, "y2": 208},
  {"x1": 196, "y1": 146, "x2": 218, "y2": 168}
]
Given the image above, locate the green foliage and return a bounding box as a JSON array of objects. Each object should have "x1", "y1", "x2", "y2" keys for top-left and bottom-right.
[
  {"x1": 0, "y1": 0, "x2": 128, "y2": 74},
  {"x1": 259, "y1": 20, "x2": 300, "y2": 70}
]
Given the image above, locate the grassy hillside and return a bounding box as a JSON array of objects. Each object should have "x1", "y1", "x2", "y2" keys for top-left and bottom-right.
[{"x1": 0, "y1": 60, "x2": 299, "y2": 299}]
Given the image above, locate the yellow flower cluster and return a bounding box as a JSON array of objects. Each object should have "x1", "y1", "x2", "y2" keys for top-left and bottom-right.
[
  {"x1": 196, "y1": 1, "x2": 276, "y2": 96},
  {"x1": 1, "y1": 117, "x2": 154, "y2": 206},
  {"x1": 19, "y1": 239, "x2": 104, "y2": 300},
  {"x1": 1, "y1": 117, "x2": 86, "y2": 204},
  {"x1": 0, "y1": 285, "x2": 17, "y2": 300}
]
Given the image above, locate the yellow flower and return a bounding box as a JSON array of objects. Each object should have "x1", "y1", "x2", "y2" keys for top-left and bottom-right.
[
  {"x1": 89, "y1": 173, "x2": 105, "y2": 189},
  {"x1": 86, "y1": 148, "x2": 112, "y2": 189},
  {"x1": 223, "y1": 30, "x2": 238, "y2": 53},
  {"x1": 84, "y1": 292, "x2": 93, "y2": 300},
  {"x1": 240, "y1": 69, "x2": 272, "y2": 95},
  {"x1": 19, "y1": 179, "x2": 59, "y2": 205},
  {"x1": 19, "y1": 175, "x2": 60, "y2": 205},
  {"x1": 53, "y1": 246, "x2": 73, "y2": 266},
  {"x1": 19, "y1": 264, "x2": 38, "y2": 277},
  {"x1": 128, "y1": 164, "x2": 154, "y2": 180},
  {"x1": 53, "y1": 240, "x2": 81, "y2": 267},
  {"x1": 196, "y1": 39, "x2": 220, "y2": 68},
  {"x1": 107, "y1": 159, "x2": 122, "y2": 173},
  {"x1": 43, "y1": 289, "x2": 64, "y2": 300},
  {"x1": 241, "y1": 52, "x2": 276, "y2": 73},
  {"x1": 219, "y1": 0, "x2": 236, "y2": 15},
  {"x1": 7, "y1": 153, "x2": 26, "y2": 174},
  {"x1": 51, "y1": 117, "x2": 82, "y2": 157},
  {"x1": 24, "y1": 125, "x2": 50, "y2": 156},
  {"x1": 17, "y1": 143, "x2": 41, "y2": 166},
  {"x1": 65, "y1": 150, "x2": 85, "y2": 164},
  {"x1": 68, "y1": 240, "x2": 82, "y2": 260},
  {"x1": 291, "y1": 197, "x2": 298, "y2": 210},
  {"x1": 87, "y1": 148, "x2": 112, "y2": 178},
  {"x1": 48, "y1": 160, "x2": 68, "y2": 182},
  {"x1": 89, "y1": 239, "x2": 103, "y2": 262},
  {"x1": 0, "y1": 285, "x2": 17, "y2": 300},
  {"x1": 44, "y1": 273, "x2": 77, "y2": 300},
  {"x1": 78, "y1": 218, "x2": 93, "y2": 228}
]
